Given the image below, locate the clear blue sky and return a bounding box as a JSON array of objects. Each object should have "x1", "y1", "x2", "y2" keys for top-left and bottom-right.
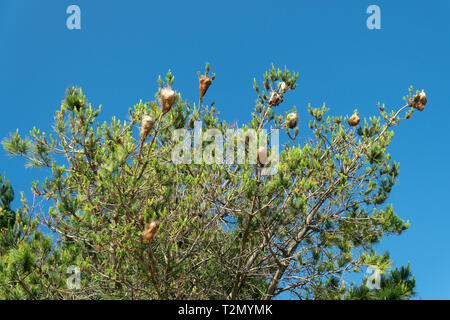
[{"x1": 1, "y1": 0, "x2": 449, "y2": 299}]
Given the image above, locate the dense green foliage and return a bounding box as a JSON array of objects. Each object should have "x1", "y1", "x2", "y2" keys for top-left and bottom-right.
[
  {"x1": 345, "y1": 263, "x2": 416, "y2": 300},
  {"x1": 0, "y1": 64, "x2": 423, "y2": 299},
  {"x1": 0, "y1": 176, "x2": 15, "y2": 229}
]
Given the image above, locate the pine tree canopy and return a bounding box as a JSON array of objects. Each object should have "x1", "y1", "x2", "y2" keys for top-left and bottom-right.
[{"x1": 0, "y1": 64, "x2": 424, "y2": 299}]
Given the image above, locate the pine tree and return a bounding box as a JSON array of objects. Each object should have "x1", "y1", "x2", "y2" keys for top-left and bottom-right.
[
  {"x1": 1, "y1": 64, "x2": 426, "y2": 299},
  {"x1": 345, "y1": 263, "x2": 416, "y2": 300},
  {"x1": 0, "y1": 176, "x2": 15, "y2": 230},
  {"x1": 0, "y1": 177, "x2": 65, "y2": 299}
]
